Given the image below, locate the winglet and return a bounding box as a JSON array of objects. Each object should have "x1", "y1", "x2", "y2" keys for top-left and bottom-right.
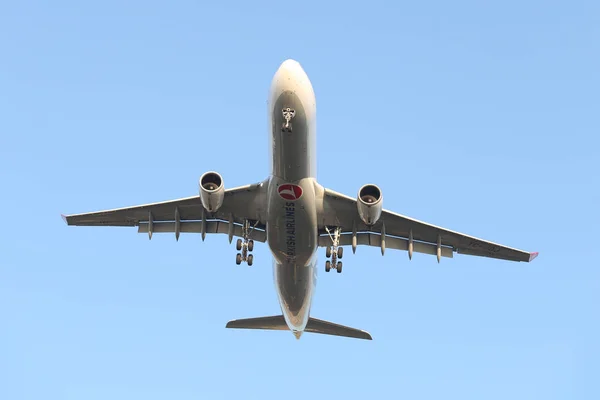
[
  {"x1": 61, "y1": 214, "x2": 70, "y2": 225},
  {"x1": 528, "y1": 252, "x2": 539, "y2": 262}
]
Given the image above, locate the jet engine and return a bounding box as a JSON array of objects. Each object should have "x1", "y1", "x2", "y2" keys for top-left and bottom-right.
[
  {"x1": 199, "y1": 171, "x2": 225, "y2": 212},
  {"x1": 357, "y1": 184, "x2": 383, "y2": 226}
]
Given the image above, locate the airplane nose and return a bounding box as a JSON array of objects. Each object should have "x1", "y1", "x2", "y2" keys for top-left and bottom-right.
[
  {"x1": 277, "y1": 59, "x2": 305, "y2": 76},
  {"x1": 269, "y1": 58, "x2": 315, "y2": 109},
  {"x1": 281, "y1": 58, "x2": 300, "y2": 68}
]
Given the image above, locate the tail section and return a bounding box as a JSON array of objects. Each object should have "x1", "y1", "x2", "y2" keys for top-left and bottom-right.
[
  {"x1": 225, "y1": 315, "x2": 372, "y2": 340},
  {"x1": 226, "y1": 315, "x2": 288, "y2": 331},
  {"x1": 305, "y1": 317, "x2": 372, "y2": 340}
]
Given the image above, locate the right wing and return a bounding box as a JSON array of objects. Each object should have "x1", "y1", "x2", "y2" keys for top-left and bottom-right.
[
  {"x1": 62, "y1": 182, "x2": 268, "y2": 242},
  {"x1": 320, "y1": 188, "x2": 538, "y2": 263}
]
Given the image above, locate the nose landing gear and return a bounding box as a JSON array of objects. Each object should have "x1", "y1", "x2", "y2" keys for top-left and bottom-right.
[
  {"x1": 325, "y1": 226, "x2": 344, "y2": 273},
  {"x1": 281, "y1": 107, "x2": 295, "y2": 133},
  {"x1": 235, "y1": 220, "x2": 256, "y2": 266}
]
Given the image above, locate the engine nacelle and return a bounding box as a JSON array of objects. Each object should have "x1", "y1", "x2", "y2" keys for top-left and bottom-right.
[
  {"x1": 199, "y1": 171, "x2": 225, "y2": 212},
  {"x1": 357, "y1": 184, "x2": 383, "y2": 226}
]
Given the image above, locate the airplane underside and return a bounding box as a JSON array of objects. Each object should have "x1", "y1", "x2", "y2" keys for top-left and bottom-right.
[{"x1": 62, "y1": 59, "x2": 538, "y2": 341}]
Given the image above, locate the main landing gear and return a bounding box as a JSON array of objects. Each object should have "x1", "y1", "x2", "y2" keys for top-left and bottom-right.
[
  {"x1": 325, "y1": 226, "x2": 343, "y2": 273},
  {"x1": 235, "y1": 220, "x2": 256, "y2": 266}
]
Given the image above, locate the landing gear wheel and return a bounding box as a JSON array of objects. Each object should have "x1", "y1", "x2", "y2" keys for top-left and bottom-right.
[
  {"x1": 325, "y1": 227, "x2": 344, "y2": 266},
  {"x1": 247, "y1": 254, "x2": 254, "y2": 266},
  {"x1": 325, "y1": 260, "x2": 331, "y2": 272},
  {"x1": 236, "y1": 253, "x2": 242, "y2": 265},
  {"x1": 236, "y1": 238, "x2": 242, "y2": 251},
  {"x1": 248, "y1": 240, "x2": 254, "y2": 252},
  {"x1": 336, "y1": 261, "x2": 343, "y2": 273}
]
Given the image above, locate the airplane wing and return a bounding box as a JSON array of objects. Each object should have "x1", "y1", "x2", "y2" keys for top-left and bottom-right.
[
  {"x1": 62, "y1": 182, "x2": 268, "y2": 242},
  {"x1": 319, "y1": 188, "x2": 538, "y2": 263}
]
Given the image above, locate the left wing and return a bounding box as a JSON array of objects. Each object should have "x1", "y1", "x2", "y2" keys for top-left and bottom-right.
[
  {"x1": 319, "y1": 188, "x2": 538, "y2": 263},
  {"x1": 62, "y1": 183, "x2": 268, "y2": 242}
]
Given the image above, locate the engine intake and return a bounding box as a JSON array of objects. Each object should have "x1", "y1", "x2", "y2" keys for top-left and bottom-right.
[
  {"x1": 357, "y1": 184, "x2": 383, "y2": 225},
  {"x1": 199, "y1": 171, "x2": 225, "y2": 212}
]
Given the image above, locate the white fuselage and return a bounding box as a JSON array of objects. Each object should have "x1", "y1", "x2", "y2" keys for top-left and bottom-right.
[{"x1": 266, "y1": 60, "x2": 319, "y2": 334}]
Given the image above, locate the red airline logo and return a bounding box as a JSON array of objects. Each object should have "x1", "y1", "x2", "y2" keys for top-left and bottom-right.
[{"x1": 278, "y1": 184, "x2": 303, "y2": 201}]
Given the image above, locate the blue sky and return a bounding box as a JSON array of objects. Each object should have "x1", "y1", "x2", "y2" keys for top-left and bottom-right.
[{"x1": 1, "y1": 1, "x2": 598, "y2": 399}]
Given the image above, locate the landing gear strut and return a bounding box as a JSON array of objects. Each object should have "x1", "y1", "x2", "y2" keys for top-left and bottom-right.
[
  {"x1": 281, "y1": 107, "x2": 295, "y2": 132},
  {"x1": 325, "y1": 226, "x2": 343, "y2": 273},
  {"x1": 236, "y1": 220, "x2": 256, "y2": 266}
]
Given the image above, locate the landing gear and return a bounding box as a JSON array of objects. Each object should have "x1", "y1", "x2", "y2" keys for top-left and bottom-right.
[
  {"x1": 281, "y1": 107, "x2": 295, "y2": 132},
  {"x1": 324, "y1": 226, "x2": 344, "y2": 273},
  {"x1": 235, "y1": 220, "x2": 257, "y2": 266}
]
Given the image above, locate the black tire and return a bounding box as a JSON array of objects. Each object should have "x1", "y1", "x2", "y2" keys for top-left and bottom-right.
[
  {"x1": 236, "y1": 253, "x2": 242, "y2": 265},
  {"x1": 248, "y1": 254, "x2": 254, "y2": 266},
  {"x1": 326, "y1": 246, "x2": 331, "y2": 258},
  {"x1": 236, "y1": 239, "x2": 242, "y2": 251},
  {"x1": 337, "y1": 247, "x2": 344, "y2": 259},
  {"x1": 248, "y1": 240, "x2": 254, "y2": 252},
  {"x1": 325, "y1": 260, "x2": 331, "y2": 272},
  {"x1": 336, "y1": 261, "x2": 343, "y2": 273}
]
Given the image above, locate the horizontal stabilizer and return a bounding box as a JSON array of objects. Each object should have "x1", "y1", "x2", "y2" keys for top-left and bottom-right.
[
  {"x1": 225, "y1": 315, "x2": 372, "y2": 340},
  {"x1": 305, "y1": 317, "x2": 372, "y2": 340},
  {"x1": 226, "y1": 315, "x2": 288, "y2": 331}
]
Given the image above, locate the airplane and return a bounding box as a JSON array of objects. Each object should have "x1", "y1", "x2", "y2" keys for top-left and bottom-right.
[{"x1": 62, "y1": 59, "x2": 539, "y2": 341}]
